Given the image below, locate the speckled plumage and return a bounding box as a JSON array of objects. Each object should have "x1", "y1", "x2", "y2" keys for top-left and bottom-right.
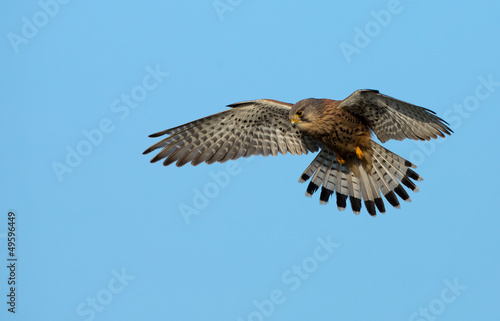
[{"x1": 144, "y1": 89, "x2": 452, "y2": 216}]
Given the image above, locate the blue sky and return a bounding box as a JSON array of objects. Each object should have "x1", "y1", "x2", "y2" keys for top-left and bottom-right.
[{"x1": 2, "y1": 1, "x2": 500, "y2": 320}]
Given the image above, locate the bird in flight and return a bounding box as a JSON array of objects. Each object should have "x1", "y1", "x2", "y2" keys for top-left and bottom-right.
[{"x1": 143, "y1": 89, "x2": 452, "y2": 216}]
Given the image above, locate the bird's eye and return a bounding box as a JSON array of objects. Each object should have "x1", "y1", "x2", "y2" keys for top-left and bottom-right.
[{"x1": 296, "y1": 111, "x2": 303, "y2": 117}]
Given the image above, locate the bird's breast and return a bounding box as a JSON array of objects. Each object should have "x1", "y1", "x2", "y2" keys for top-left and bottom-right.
[{"x1": 314, "y1": 110, "x2": 371, "y2": 158}]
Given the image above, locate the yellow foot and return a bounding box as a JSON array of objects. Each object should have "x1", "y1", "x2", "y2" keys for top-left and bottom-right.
[
  {"x1": 355, "y1": 146, "x2": 364, "y2": 160},
  {"x1": 337, "y1": 154, "x2": 346, "y2": 164}
]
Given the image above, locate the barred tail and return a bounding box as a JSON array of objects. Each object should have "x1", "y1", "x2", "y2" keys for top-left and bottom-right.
[{"x1": 299, "y1": 142, "x2": 422, "y2": 216}]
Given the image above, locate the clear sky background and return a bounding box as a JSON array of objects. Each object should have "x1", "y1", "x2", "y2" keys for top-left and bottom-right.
[{"x1": 2, "y1": 1, "x2": 500, "y2": 320}]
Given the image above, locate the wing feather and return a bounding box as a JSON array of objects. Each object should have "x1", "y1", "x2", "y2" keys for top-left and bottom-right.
[
  {"x1": 337, "y1": 90, "x2": 453, "y2": 143},
  {"x1": 144, "y1": 99, "x2": 321, "y2": 166}
]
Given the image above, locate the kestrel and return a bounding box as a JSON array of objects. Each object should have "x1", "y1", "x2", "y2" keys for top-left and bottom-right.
[{"x1": 144, "y1": 89, "x2": 452, "y2": 216}]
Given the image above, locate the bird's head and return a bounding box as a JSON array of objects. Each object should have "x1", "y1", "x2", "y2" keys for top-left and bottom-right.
[{"x1": 289, "y1": 98, "x2": 324, "y2": 133}]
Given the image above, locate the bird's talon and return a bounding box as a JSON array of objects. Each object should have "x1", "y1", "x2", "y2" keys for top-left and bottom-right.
[
  {"x1": 337, "y1": 154, "x2": 346, "y2": 164},
  {"x1": 356, "y1": 146, "x2": 364, "y2": 159}
]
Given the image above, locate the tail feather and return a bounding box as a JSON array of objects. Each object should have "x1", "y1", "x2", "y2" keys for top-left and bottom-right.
[
  {"x1": 346, "y1": 171, "x2": 362, "y2": 213},
  {"x1": 299, "y1": 149, "x2": 329, "y2": 183},
  {"x1": 298, "y1": 142, "x2": 422, "y2": 216},
  {"x1": 372, "y1": 143, "x2": 422, "y2": 186},
  {"x1": 336, "y1": 163, "x2": 352, "y2": 211},
  {"x1": 306, "y1": 152, "x2": 335, "y2": 197},
  {"x1": 370, "y1": 158, "x2": 401, "y2": 208},
  {"x1": 319, "y1": 166, "x2": 335, "y2": 204},
  {"x1": 357, "y1": 163, "x2": 384, "y2": 215},
  {"x1": 357, "y1": 164, "x2": 374, "y2": 215},
  {"x1": 366, "y1": 166, "x2": 385, "y2": 213}
]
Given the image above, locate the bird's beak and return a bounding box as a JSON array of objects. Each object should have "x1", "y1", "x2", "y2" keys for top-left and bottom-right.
[{"x1": 291, "y1": 118, "x2": 299, "y2": 128}]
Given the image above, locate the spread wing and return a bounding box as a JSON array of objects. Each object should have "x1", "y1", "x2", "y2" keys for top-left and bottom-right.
[
  {"x1": 337, "y1": 89, "x2": 453, "y2": 143},
  {"x1": 143, "y1": 99, "x2": 321, "y2": 167}
]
